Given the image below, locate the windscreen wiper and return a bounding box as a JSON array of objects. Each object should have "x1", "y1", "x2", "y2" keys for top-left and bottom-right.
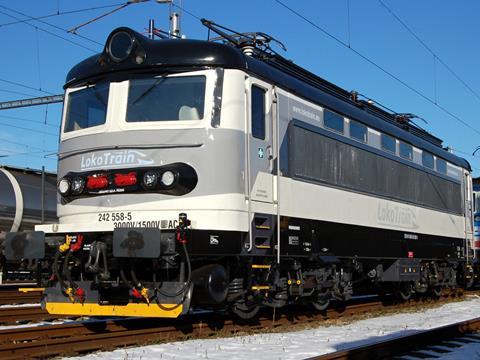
[
  {"x1": 87, "y1": 85, "x2": 107, "y2": 106},
  {"x1": 132, "y1": 76, "x2": 167, "y2": 105}
]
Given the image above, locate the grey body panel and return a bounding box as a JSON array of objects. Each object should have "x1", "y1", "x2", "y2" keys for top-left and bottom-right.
[{"x1": 58, "y1": 128, "x2": 245, "y2": 209}]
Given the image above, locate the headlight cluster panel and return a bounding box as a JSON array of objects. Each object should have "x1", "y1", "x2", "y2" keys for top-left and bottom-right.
[{"x1": 57, "y1": 162, "x2": 197, "y2": 203}]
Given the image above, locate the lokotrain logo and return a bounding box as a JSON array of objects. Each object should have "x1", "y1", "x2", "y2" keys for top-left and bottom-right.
[
  {"x1": 377, "y1": 203, "x2": 419, "y2": 230},
  {"x1": 80, "y1": 150, "x2": 154, "y2": 170}
]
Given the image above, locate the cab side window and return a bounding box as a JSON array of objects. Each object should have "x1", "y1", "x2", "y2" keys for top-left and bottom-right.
[{"x1": 252, "y1": 85, "x2": 266, "y2": 139}]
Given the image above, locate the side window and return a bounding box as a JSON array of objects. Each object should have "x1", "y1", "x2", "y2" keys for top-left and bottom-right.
[
  {"x1": 422, "y1": 151, "x2": 434, "y2": 169},
  {"x1": 251, "y1": 85, "x2": 266, "y2": 139},
  {"x1": 324, "y1": 109, "x2": 344, "y2": 133},
  {"x1": 381, "y1": 133, "x2": 396, "y2": 153},
  {"x1": 350, "y1": 120, "x2": 367, "y2": 143},
  {"x1": 399, "y1": 142, "x2": 413, "y2": 160},
  {"x1": 436, "y1": 158, "x2": 447, "y2": 174}
]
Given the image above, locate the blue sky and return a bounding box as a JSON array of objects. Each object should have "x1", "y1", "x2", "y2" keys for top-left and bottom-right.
[{"x1": 0, "y1": 0, "x2": 479, "y2": 174}]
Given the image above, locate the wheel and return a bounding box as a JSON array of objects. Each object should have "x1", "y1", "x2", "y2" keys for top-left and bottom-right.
[
  {"x1": 230, "y1": 298, "x2": 260, "y2": 320},
  {"x1": 465, "y1": 277, "x2": 474, "y2": 290},
  {"x1": 396, "y1": 282, "x2": 412, "y2": 301},
  {"x1": 311, "y1": 290, "x2": 331, "y2": 311},
  {"x1": 431, "y1": 285, "x2": 442, "y2": 297},
  {"x1": 414, "y1": 279, "x2": 428, "y2": 294},
  {"x1": 462, "y1": 274, "x2": 475, "y2": 289}
]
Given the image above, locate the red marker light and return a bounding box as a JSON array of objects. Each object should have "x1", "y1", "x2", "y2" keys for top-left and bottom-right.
[
  {"x1": 86, "y1": 175, "x2": 109, "y2": 190},
  {"x1": 408, "y1": 251, "x2": 414, "y2": 258},
  {"x1": 114, "y1": 172, "x2": 137, "y2": 187}
]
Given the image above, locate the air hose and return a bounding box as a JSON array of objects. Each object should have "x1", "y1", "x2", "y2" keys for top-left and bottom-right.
[
  {"x1": 52, "y1": 250, "x2": 68, "y2": 291},
  {"x1": 62, "y1": 250, "x2": 78, "y2": 291},
  {"x1": 154, "y1": 242, "x2": 192, "y2": 298}
]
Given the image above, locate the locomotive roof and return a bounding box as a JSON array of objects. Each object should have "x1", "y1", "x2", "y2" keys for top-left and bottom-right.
[{"x1": 65, "y1": 27, "x2": 470, "y2": 171}]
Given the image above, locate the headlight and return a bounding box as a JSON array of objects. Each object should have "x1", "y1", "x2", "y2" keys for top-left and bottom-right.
[
  {"x1": 71, "y1": 177, "x2": 85, "y2": 195},
  {"x1": 143, "y1": 170, "x2": 159, "y2": 188},
  {"x1": 58, "y1": 178, "x2": 70, "y2": 196},
  {"x1": 160, "y1": 171, "x2": 176, "y2": 187},
  {"x1": 108, "y1": 31, "x2": 134, "y2": 62}
]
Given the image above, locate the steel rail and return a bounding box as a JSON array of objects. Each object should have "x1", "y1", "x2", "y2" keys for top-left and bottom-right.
[
  {"x1": 0, "y1": 292, "x2": 471, "y2": 359},
  {"x1": 0, "y1": 289, "x2": 42, "y2": 305},
  {"x1": 0, "y1": 306, "x2": 69, "y2": 325},
  {"x1": 308, "y1": 317, "x2": 480, "y2": 360}
]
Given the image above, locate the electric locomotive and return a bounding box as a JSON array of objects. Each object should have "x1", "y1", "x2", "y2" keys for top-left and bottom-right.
[{"x1": 4, "y1": 20, "x2": 474, "y2": 319}]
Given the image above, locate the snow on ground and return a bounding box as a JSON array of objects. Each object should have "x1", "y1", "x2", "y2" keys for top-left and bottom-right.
[
  {"x1": 0, "y1": 303, "x2": 39, "y2": 308},
  {"x1": 0, "y1": 318, "x2": 73, "y2": 331},
  {"x1": 64, "y1": 295, "x2": 480, "y2": 360}
]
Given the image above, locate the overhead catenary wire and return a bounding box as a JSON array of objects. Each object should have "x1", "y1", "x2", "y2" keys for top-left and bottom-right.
[
  {"x1": 0, "y1": 88, "x2": 38, "y2": 98},
  {"x1": 274, "y1": 0, "x2": 480, "y2": 138},
  {"x1": 0, "y1": 9, "x2": 98, "y2": 53},
  {"x1": 0, "y1": 122, "x2": 58, "y2": 137},
  {"x1": 0, "y1": 149, "x2": 57, "y2": 160},
  {"x1": 0, "y1": 137, "x2": 50, "y2": 152},
  {"x1": 0, "y1": 77, "x2": 53, "y2": 95},
  {"x1": 0, "y1": 149, "x2": 56, "y2": 155},
  {"x1": 346, "y1": 0, "x2": 351, "y2": 48},
  {"x1": 0, "y1": 4, "x2": 103, "y2": 47},
  {"x1": 377, "y1": 0, "x2": 480, "y2": 105},
  {"x1": 0, "y1": 3, "x2": 125, "y2": 28},
  {"x1": 0, "y1": 114, "x2": 59, "y2": 128},
  {"x1": 68, "y1": 2, "x2": 135, "y2": 34},
  {"x1": 35, "y1": 26, "x2": 42, "y2": 91},
  {"x1": 172, "y1": 2, "x2": 201, "y2": 21}
]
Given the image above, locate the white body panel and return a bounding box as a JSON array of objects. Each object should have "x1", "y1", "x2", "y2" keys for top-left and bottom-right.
[{"x1": 278, "y1": 177, "x2": 465, "y2": 239}]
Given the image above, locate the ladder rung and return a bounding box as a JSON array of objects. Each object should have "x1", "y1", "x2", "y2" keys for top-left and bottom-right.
[
  {"x1": 251, "y1": 285, "x2": 270, "y2": 290},
  {"x1": 255, "y1": 225, "x2": 271, "y2": 230},
  {"x1": 251, "y1": 264, "x2": 271, "y2": 269},
  {"x1": 18, "y1": 288, "x2": 45, "y2": 293},
  {"x1": 255, "y1": 245, "x2": 271, "y2": 249}
]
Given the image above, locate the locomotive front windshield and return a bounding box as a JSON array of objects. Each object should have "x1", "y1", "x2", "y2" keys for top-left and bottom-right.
[
  {"x1": 64, "y1": 82, "x2": 109, "y2": 133},
  {"x1": 126, "y1": 75, "x2": 206, "y2": 122}
]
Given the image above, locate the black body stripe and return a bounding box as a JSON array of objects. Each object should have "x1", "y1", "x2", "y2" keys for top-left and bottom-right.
[
  {"x1": 282, "y1": 216, "x2": 464, "y2": 260},
  {"x1": 184, "y1": 216, "x2": 464, "y2": 261}
]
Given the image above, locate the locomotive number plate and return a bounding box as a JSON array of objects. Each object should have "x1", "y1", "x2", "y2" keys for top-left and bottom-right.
[{"x1": 98, "y1": 212, "x2": 133, "y2": 222}]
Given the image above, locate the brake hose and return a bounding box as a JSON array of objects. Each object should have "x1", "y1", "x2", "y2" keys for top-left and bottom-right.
[
  {"x1": 63, "y1": 250, "x2": 78, "y2": 291},
  {"x1": 52, "y1": 250, "x2": 68, "y2": 291},
  {"x1": 155, "y1": 242, "x2": 192, "y2": 298},
  {"x1": 120, "y1": 267, "x2": 132, "y2": 287}
]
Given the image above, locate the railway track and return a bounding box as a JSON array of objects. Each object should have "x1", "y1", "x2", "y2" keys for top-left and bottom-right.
[
  {"x1": 0, "y1": 289, "x2": 42, "y2": 305},
  {"x1": 0, "y1": 292, "x2": 471, "y2": 359},
  {"x1": 310, "y1": 316, "x2": 480, "y2": 359},
  {"x1": 0, "y1": 306, "x2": 69, "y2": 325}
]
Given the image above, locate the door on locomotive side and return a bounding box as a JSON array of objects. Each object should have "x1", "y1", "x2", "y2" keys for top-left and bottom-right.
[
  {"x1": 244, "y1": 77, "x2": 279, "y2": 257},
  {"x1": 246, "y1": 78, "x2": 276, "y2": 210}
]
